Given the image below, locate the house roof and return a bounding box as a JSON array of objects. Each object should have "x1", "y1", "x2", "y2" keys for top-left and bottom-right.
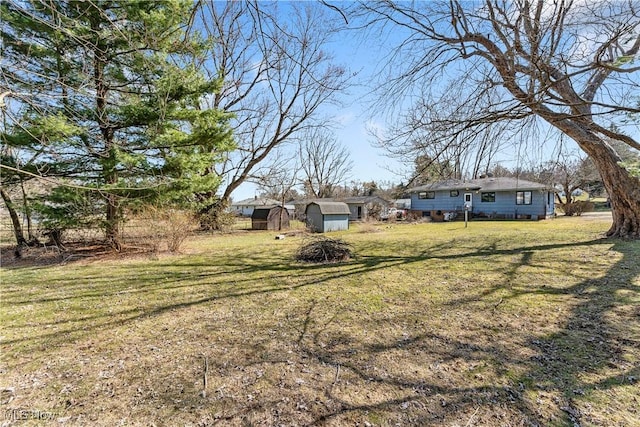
[
  {"x1": 410, "y1": 177, "x2": 549, "y2": 192},
  {"x1": 305, "y1": 201, "x2": 350, "y2": 215},
  {"x1": 293, "y1": 196, "x2": 392, "y2": 206},
  {"x1": 341, "y1": 196, "x2": 392, "y2": 205},
  {"x1": 475, "y1": 177, "x2": 549, "y2": 191},
  {"x1": 410, "y1": 179, "x2": 481, "y2": 192},
  {"x1": 232, "y1": 197, "x2": 281, "y2": 207}
]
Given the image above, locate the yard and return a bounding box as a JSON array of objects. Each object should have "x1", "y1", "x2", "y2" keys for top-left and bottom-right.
[{"x1": 1, "y1": 216, "x2": 639, "y2": 426}]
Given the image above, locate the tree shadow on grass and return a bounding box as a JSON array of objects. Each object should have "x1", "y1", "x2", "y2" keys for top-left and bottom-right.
[
  {"x1": 0, "y1": 237, "x2": 624, "y2": 349},
  {"x1": 290, "y1": 239, "x2": 639, "y2": 426},
  {"x1": 2, "y1": 235, "x2": 638, "y2": 425},
  {"x1": 516, "y1": 240, "x2": 640, "y2": 425}
]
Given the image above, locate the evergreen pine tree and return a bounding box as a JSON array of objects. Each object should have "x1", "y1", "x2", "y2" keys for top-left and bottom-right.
[{"x1": 1, "y1": 0, "x2": 234, "y2": 249}]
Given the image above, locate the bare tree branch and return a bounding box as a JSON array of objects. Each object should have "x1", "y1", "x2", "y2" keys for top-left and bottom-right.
[
  {"x1": 298, "y1": 128, "x2": 353, "y2": 199},
  {"x1": 356, "y1": 0, "x2": 640, "y2": 237},
  {"x1": 191, "y1": 1, "x2": 351, "y2": 218}
]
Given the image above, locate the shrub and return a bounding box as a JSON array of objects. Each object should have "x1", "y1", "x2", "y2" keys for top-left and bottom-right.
[
  {"x1": 198, "y1": 208, "x2": 236, "y2": 232},
  {"x1": 405, "y1": 210, "x2": 423, "y2": 222},
  {"x1": 135, "y1": 207, "x2": 197, "y2": 253},
  {"x1": 558, "y1": 201, "x2": 595, "y2": 216},
  {"x1": 358, "y1": 223, "x2": 381, "y2": 234}
]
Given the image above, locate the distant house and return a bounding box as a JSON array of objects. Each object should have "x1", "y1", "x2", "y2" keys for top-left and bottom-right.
[
  {"x1": 341, "y1": 196, "x2": 393, "y2": 221},
  {"x1": 394, "y1": 198, "x2": 412, "y2": 210},
  {"x1": 230, "y1": 197, "x2": 281, "y2": 217},
  {"x1": 409, "y1": 177, "x2": 555, "y2": 221},
  {"x1": 251, "y1": 206, "x2": 290, "y2": 230},
  {"x1": 305, "y1": 201, "x2": 350, "y2": 232},
  {"x1": 292, "y1": 196, "x2": 392, "y2": 221}
]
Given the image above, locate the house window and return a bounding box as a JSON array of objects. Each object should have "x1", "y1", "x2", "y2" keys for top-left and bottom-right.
[
  {"x1": 450, "y1": 190, "x2": 459, "y2": 197},
  {"x1": 481, "y1": 192, "x2": 495, "y2": 202},
  {"x1": 516, "y1": 191, "x2": 532, "y2": 205},
  {"x1": 418, "y1": 191, "x2": 435, "y2": 199}
]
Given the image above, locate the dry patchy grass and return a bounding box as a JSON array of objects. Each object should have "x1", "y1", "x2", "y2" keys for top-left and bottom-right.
[{"x1": 0, "y1": 217, "x2": 639, "y2": 426}]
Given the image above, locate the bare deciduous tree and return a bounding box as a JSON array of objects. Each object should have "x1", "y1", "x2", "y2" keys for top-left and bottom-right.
[
  {"x1": 357, "y1": 0, "x2": 640, "y2": 238},
  {"x1": 547, "y1": 154, "x2": 600, "y2": 214},
  {"x1": 255, "y1": 158, "x2": 301, "y2": 203},
  {"x1": 253, "y1": 151, "x2": 301, "y2": 229},
  {"x1": 192, "y1": 1, "x2": 350, "y2": 228},
  {"x1": 370, "y1": 89, "x2": 524, "y2": 184},
  {"x1": 299, "y1": 128, "x2": 353, "y2": 199}
]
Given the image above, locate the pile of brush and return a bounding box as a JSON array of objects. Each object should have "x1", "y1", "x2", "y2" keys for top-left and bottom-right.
[{"x1": 295, "y1": 237, "x2": 352, "y2": 263}]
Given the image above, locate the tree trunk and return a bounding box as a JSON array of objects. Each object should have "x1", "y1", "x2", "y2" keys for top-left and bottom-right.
[
  {"x1": 534, "y1": 110, "x2": 640, "y2": 237},
  {"x1": 0, "y1": 186, "x2": 27, "y2": 246},
  {"x1": 590, "y1": 154, "x2": 640, "y2": 238},
  {"x1": 20, "y1": 178, "x2": 37, "y2": 242},
  {"x1": 93, "y1": 13, "x2": 122, "y2": 251},
  {"x1": 571, "y1": 135, "x2": 640, "y2": 238},
  {"x1": 105, "y1": 193, "x2": 121, "y2": 250}
]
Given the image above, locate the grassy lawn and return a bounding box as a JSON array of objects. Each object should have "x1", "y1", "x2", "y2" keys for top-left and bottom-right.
[{"x1": 1, "y1": 217, "x2": 639, "y2": 426}]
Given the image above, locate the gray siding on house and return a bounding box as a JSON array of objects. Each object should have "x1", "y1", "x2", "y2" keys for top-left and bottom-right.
[
  {"x1": 474, "y1": 190, "x2": 549, "y2": 218},
  {"x1": 342, "y1": 196, "x2": 391, "y2": 221},
  {"x1": 411, "y1": 190, "x2": 465, "y2": 212},
  {"x1": 411, "y1": 189, "x2": 554, "y2": 219},
  {"x1": 409, "y1": 177, "x2": 555, "y2": 219}
]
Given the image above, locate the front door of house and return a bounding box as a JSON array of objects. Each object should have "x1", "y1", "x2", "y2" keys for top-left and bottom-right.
[{"x1": 464, "y1": 193, "x2": 473, "y2": 210}]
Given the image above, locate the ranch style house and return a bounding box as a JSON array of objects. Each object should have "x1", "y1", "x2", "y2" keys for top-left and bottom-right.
[{"x1": 409, "y1": 177, "x2": 555, "y2": 221}]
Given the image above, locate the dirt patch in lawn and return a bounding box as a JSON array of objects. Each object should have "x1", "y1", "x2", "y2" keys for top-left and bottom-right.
[{"x1": 0, "y1": 243, "x2": 159, "y2": 268}]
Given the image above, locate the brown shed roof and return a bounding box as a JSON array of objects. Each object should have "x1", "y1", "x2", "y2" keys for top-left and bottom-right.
[{"x1": 251, "y1": 206, "x2": 288, "y2": 220}]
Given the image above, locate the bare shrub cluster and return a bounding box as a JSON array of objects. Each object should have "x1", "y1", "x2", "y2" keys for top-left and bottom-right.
[
  {"x1": 133, "y1": 208, "x2": 197, "y2": 253},
  {"x1": 558, "y1": 201, "x2": 595, "y2": 217},
  {"x1": 358, "y1": 223, "x2": 382, "y2": 234}
]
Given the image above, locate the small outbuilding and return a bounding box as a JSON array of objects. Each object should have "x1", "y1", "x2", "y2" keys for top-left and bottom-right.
[
  {"x1": 305, "y1": 201, "x2": 350, "y2": 233},
  {"x1": 251, "y1": 206, "x2": 290, "y2": 230},
  {"x1": 342, "y1": 196, "x2": 393, "y2": 221}
]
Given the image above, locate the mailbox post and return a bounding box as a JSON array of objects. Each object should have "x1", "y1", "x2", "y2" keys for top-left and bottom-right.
[{"x1": 464, "y1": 205, "x2": 470, "y2": 228}]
